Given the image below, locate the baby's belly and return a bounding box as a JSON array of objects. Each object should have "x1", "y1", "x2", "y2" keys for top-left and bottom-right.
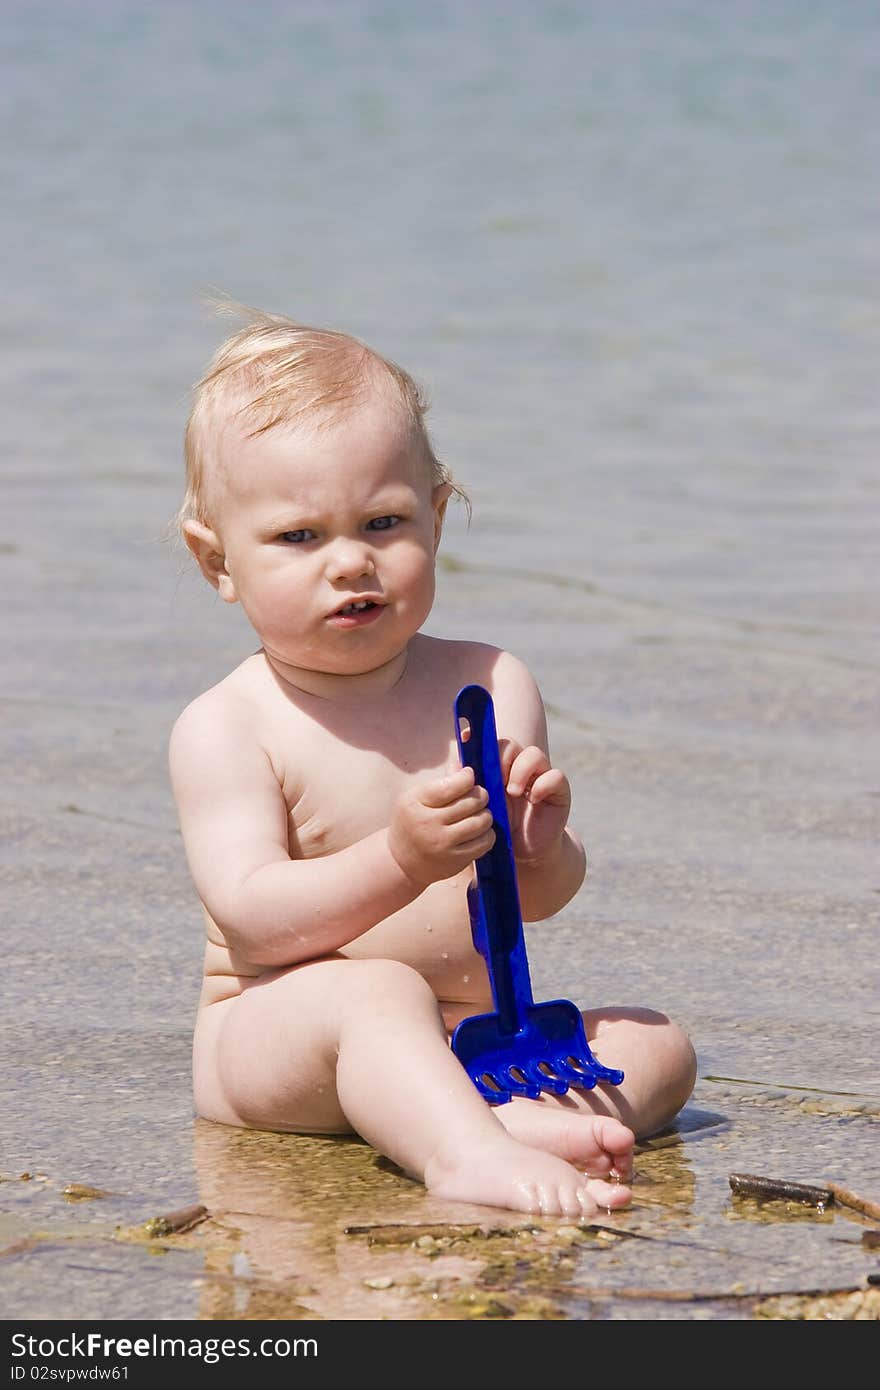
[
  {"x1": 338, "y1": 873, "x2": 490, "y2": 1007},
  {"x1": 199, "y1": 872, "x2": 491, "y2": 1015}
]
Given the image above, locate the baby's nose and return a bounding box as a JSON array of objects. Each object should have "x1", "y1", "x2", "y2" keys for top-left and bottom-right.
[{"x1": 325, "y1": 540, "x2": 376, "y2": 583}]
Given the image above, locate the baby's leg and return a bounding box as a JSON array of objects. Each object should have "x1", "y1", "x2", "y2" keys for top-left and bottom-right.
[
  {"x1": 493, "y1": 1007, "x2": 697, "y2": 1169},
  {"x1": 198, "y1": 958, "x2": 632, "y2": 1218}
]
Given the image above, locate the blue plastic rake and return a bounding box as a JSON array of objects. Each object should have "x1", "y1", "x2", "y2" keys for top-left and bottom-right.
[{"x1": 451, "y1": 684, "x2": 624, "y2": 1106}]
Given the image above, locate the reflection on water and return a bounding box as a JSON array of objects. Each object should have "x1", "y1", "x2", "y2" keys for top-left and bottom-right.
[
  {"x1": 191, "y1": 1118, "x2": 493, "y2": 1319},
  {"x1": 188, "y1": 1114, "x2": 704, "y2": 1320}
]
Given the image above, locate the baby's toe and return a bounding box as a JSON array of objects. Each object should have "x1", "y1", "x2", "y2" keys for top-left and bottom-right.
[
  {"x1": 595, "y1": 1115, "x2": 636, "y2": 1154},
  {"x1": 582, "y1": 1150, "x2": 618, "y2": 1178},
  {"x1": 584, "y1": 1177, "x2": 632, "y2": 1210},
  {"x1": 575, "y1": 1185, "x2": 600, "y2": 1218}
]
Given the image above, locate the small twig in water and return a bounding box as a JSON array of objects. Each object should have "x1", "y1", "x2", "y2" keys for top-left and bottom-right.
[
  {"x1": 539, "y1": 1281, "x2": 864, "y2": 1304},
  {"x1": 824, "y1": 1182, "x2": 880, "y2": 1222},
  {"x1": 141, "y1": 1203, "x2": 209, "y2": 1237}
]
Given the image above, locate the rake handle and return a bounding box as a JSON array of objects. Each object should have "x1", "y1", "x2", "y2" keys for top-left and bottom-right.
[{"x1": 455, "y1": 685, "x2": 535, "y2": 1036}]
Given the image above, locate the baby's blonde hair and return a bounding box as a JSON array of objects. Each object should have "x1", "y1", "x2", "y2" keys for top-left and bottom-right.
[{"x1": 177, "y1": 304, "x2": 467, "y2": 538}]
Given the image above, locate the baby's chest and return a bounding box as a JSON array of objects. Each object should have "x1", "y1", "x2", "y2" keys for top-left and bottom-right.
[{"x1": 281, "y1": 732, "x2": 447, "y2": 857}]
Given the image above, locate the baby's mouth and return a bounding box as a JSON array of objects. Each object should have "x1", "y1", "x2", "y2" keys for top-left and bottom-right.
[
  {"x1": 336, "y1": 599, "x2": 378, "y2": 616},
  {"x1": 327, "y1": 596, "x2": 387, "y2": 625}
]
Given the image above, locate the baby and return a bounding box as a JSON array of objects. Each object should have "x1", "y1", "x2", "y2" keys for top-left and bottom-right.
[{"x1": 169, "y1": 308, "x2": 696, "y2": 1218}]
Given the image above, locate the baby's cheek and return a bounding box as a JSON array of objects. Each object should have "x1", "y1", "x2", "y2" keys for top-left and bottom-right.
[
  {"x1": 245, "y1": 583, "x2": 307, "y2": 648},
  {"x1": 399, "y1": 547, "x2": 437, "y2": 611}
]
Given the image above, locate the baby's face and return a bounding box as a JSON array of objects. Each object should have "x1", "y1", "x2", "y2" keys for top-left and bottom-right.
[{"x1": 205, "y1": 397, "x2": 449, "y2": 688}]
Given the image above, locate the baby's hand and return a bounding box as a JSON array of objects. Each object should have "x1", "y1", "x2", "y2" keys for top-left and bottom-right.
[
  {"x1": 388, "y1": 765, "x2": 496, "y2": 888},
  {"x1": 500, "y1": 741, "x2": 572, "y2": 866}
]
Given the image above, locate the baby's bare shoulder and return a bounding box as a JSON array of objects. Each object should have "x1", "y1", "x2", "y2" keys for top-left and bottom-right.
[
  {"x1": 416, "y1": 635, "x2": 539, "y2": 695},
  {"x1": 168, "y1": 658, "x2": 268, "y2": 772},
  {"x1": 413, "y1": 634, "x2": 522, "y2": 680},
  {"x1": 412, "y1": 635, "x2": 543, "y2": 738}
]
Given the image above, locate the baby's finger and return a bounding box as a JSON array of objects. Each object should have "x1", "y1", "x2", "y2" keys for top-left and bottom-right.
[
  {"x1": 441, "y1": 786, "x2": 490, "y2": 824},
  {"x1": 507, "y1": 745, "x2": 551, "y2": 797},
  {"x1": 497, "y1": 737, "x2": 523, "y2": 783},
  {"x1": 420, "y1": 764, "x2": 475, "y2": 808},
  {"x1": 446, "y1": 804, "x2": 494, "y2": 840},
  {"x1": 523, "y1": 767, "x2": 570, "y2": 806},
  {"x1": 454, "y1": 822, "x2": 496, "y2": 860}
]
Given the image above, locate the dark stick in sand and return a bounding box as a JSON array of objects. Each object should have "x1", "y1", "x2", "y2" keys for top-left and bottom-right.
[{"x1": 728, "y1": 1173, "x2": 832, "y2": 1206}]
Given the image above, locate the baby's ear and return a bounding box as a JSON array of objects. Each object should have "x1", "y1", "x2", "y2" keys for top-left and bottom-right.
[
  {"x1": 431, "y1": 482, "x2": 452, "y2": 552},
  {"x1": 182, "y1": 521, "x2": 237, "y2": 603}
]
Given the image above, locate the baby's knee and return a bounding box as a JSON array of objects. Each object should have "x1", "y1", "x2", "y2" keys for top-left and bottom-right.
[
  {"x1": 657, "y1": 1016, "x2": 697, "y2": 1103},
  {"x1": 341, "y1": 957, "x2": 438, "y2": 1013},
  {"x1": 627, "y1": 1009, "x2": 695, "y2": 1087},
  {"x1": 636, "y1": 1013, "x2": 697, "y2": 1127},
  {"x1": 591, "y1": 1006, "x2": 697, "y2": 1117}
]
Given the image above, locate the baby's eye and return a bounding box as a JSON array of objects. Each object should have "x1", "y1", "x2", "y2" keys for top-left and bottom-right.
[
  {"x1": 366, "y1": 515, "x2": 400, "y2": 532},
  {"x1": 278, "y1": 529, "x2": 315, "y2": 544}
]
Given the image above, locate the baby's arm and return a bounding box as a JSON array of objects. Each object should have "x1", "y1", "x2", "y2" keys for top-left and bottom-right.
[
  {"x1": 169, "y1": 691, "x2": 493, "y2": 967},
  {"x1": 490, "y1": 653, "x2": 587, "y2": 921}
]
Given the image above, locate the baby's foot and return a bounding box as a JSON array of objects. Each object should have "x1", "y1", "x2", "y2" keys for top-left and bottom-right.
[
  {"x1": 494, "y1": 1103, "x2": 635, "y2": 1180},
  {"x1": 424, "y1": 1133, "x2": 632, "y2": 1217}
]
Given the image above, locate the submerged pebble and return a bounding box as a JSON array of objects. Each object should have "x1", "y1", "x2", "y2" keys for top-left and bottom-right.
[{"x1": 62, "y1": 1183, "x2": 108, "y2": 1201}]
